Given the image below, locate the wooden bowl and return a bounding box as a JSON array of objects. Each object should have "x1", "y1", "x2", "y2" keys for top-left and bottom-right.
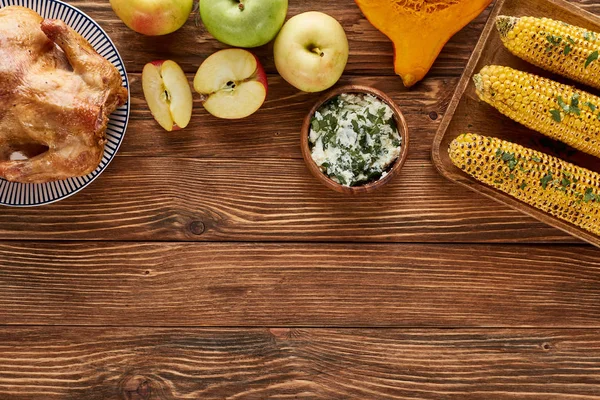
[{"x1": 301, "y1": 85, "x2": 409, "y2": 195}]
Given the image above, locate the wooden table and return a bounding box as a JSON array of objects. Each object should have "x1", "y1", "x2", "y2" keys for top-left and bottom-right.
[{"x1": 2, "y1": 1, "x2": 600, "y2": 398}]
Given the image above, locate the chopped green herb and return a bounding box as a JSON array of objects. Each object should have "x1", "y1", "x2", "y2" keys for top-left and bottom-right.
[
  {"x1": 567, "y1": 36, "x2": 576, "y2": 45},
  {"x1": 571, "y1": 93, "x2": 580, "y2": 108},
  {"x1": 311, "y1": 118, "x2": 320, "y2": 131},
  {"x1": 550, "y1": 109, "x2": 562, "y2": 122},
  {"x1": 366, "y1": 112, "x2": 378, "y2": 124},
  {"x1": 532, "y1": 156, "x2": 541, "y2": 163},
  {"x1": 564, "y1": 44, "x2": 572, "y2": 55},
  {"x1": 557, "y1": 96, "x2": 570, "y2": 113},
  {"x1": 585, "y1": 50, "x2": 599, "y2": 68},
  {"x1": 519, "y1": 182, "x2": 527, "y2": 190},
  {"x1": 335, "y1": 174, "x2": 348, "y2": 186},
  {"x1": 495, "y1": 148, "x2": 503, "y2": 158},
  {"x1": 584, "y1": 188, "x2": 597, "y2": 203},
  {"x1": 584, "y1": 101, "x2": 597, "y2": 112},
  {"x1": 584, "y1": 31, "x2": 597, "y2": 41},
  {"x1": 547, "y1": 34, "x2": 563, "y2": 46},
  {"x1": 509, "y1": 173, "x2": 515, "y2": 180},
  {"x1": 501, "y1": 152, "x2": 515, "y2": 162},
  {"x1": 540, "y1": 172, "x2": 553, "y2": 189},
  {"x1": 561, "y1": 176, "x2": 571, "y2": 187}
]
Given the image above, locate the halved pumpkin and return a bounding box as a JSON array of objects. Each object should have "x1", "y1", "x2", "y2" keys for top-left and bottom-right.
[{"x1": 355, "y1": 0, "x2": 492, "y2": 87}]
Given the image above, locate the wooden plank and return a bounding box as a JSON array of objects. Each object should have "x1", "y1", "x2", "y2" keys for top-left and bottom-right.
[
  {"x1": 0, "y1": 327, "x2": 599, "y2": 399},
  {"x1": 1, "y1": 242, "x2": 599, "y2": 327},
  {"x1": 0, "y1": 157, "x2": 575, "y2": 242},
  {"x1": 121, "y1": 75, "x2": 450, "y2": 159}
]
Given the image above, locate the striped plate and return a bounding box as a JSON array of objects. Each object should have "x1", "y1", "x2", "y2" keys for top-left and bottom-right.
[{"x1": 0, "y1": 0, "x2": 130, "y2": 207}]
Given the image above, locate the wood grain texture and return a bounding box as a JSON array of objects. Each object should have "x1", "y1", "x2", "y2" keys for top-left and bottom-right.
[
  {"x1": 1, "y1": 327, "x2": 599, "y2": 399},
  {"x1": 1, "y1": 1, "x2": 599, "y2": 397},
  {"x1": 1, "y1": 242, "x2": 599, "y2": 327},
  {"x1": 0, "y1": 157, "x2": 576, "y2": 242}
]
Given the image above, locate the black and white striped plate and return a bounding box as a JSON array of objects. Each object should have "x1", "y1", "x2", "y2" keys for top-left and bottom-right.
[{"x1": 0, "y1": 0, "x2": 129, "y2": 207}]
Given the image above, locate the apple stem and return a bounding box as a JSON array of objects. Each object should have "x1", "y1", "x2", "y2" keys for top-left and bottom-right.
[
  {"x1": 312, "y1": 47, "x2": 325, "y2": 57},
  {"x1": 238, "y1": 1, "x2": 245, "y2": 11}
]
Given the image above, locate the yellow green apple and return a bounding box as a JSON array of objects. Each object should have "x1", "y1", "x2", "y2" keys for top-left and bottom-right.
[
  {"x1": 200, "y1": 0, "x2": 288, "y2": 48},
  {"x1": 110, "y1": 0, "x2": 193, "y2": 36},
  {"x1": 274, "y1": 11, "x2": 349, "y2": 92}
]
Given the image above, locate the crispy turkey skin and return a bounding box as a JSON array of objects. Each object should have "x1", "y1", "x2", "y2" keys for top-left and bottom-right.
[{"x1": 0, "y1": 6, "x2": 128, "y2": 183}]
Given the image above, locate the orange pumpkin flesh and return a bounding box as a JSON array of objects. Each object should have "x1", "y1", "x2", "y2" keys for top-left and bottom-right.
[{"x1": 354, "y1": 0, "x2": 492, "y2": 87}]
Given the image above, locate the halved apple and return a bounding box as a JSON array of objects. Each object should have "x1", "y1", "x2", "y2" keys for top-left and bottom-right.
[
  {"x1": 142, "y1": 60, "x2": 193, "y2": 131},
  {"x1": 193, "y1": 49, "x2": 268, "y2": 120}
]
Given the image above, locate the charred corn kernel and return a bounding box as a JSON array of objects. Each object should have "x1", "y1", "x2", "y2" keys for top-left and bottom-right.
[
  {"x1": 474, "y1": 65, "x2": 600, "y2": 158},
  {"x1": 497, "y1": 16, "x2": 600, "y2": 89},
  {"x1": 449, "y1": 133, "x2": 600, "y2": 235}
]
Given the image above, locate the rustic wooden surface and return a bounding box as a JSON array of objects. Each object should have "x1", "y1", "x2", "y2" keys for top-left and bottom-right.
[{"x1": 2, "y1": 0, "x2": 600, "y2": 398}]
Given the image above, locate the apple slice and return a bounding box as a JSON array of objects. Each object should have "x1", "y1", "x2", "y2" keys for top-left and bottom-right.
[
  {"x1": 194, "y1": 49, "x2": 268, "y2": 120},
  {"x1": 142, "y1": 60, "x2": 193, "y2": 131}
]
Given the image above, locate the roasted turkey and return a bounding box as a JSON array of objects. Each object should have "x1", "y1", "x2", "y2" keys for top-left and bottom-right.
[{"x1": 0, "y1": 6, "x2": 128, "y2": 183}]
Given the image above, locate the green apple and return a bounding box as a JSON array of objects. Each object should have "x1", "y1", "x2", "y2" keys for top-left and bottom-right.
[
  {"x1": 110, "y1": 0, "x2": 193, "y2": 36},
  {"x1": 274, "y1": 11, "x2": 349, "y2": 92},
  {"x1": 200, "y1": 0, "x2": 288, "y2": 48}
]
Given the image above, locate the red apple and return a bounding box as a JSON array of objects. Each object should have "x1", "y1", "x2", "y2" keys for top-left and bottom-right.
[
  {"x1": 193, "y1": 49, "x2": 268, "y2": 119},
  {"x1": 110, "y1": 0, "x2": 193, "y2": 36},
  {"x1": 142, "y1": 60, "x2": 193, "y2": 131}
]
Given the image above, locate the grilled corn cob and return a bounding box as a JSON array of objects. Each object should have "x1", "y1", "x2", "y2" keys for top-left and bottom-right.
[
  {"x1": 449, "y1": 133, "x2": 600, "y2": 235},
  {"x1": 497, "y1": 16, "x2": 600, "y2": 89},
  {"x1": 474, "y1": 65, "x2": 600, "y2": 158}
]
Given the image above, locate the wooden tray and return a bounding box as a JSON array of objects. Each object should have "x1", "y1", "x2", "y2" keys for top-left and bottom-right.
[{"x1": 432, "y1": 0, "x2": 600, "y2": 248}]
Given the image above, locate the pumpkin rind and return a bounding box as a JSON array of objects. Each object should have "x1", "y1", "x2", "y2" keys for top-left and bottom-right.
[{"x1": 354, "y1": 0, "x2": 492, "y2": 87}]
